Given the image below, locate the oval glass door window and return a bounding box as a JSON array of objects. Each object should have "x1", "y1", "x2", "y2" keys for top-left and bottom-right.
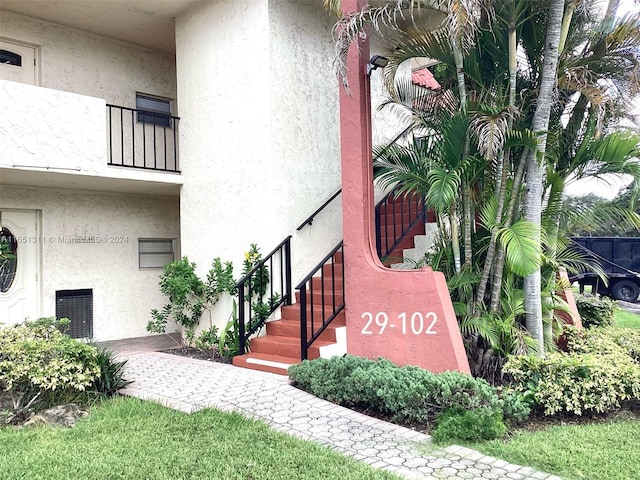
[{"x1": 0, "y1": 227, "x2": 18, "y2": 293}]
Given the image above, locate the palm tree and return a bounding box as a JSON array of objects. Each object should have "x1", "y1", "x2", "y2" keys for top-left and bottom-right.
[
  {"x1": 326, "y1": 0, "x2": 640, "y2": 368},
  {"x1": 522, "y1": 0, "x2": 565, "y2": 355}
]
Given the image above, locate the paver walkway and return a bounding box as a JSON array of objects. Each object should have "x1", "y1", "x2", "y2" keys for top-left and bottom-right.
[{"x1": 110, "y1": 340, "x2": 560, "y2": 480}]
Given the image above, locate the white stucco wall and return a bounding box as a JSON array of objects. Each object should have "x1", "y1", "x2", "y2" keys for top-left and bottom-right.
[
  {"x1": 268, "y1": 0, "x2": 343, "y2": 278},
  {"x1": 0, "y1": 186, "x2": 180, "y2": 341},
  {"x1": 0, "y1": 10, "x2": 176, "y2": 108},
  {"x1": 175, "y1": 0, "x2": 345, "y2": 328},
  {"x1": 176, "y1": 0, "x2": 274, "y2": 271}
]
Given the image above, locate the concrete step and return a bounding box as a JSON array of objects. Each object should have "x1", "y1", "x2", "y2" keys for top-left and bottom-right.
[
  {"x1": 232, "y1": 352, "x2": 299, "y2": 376},
  {"x1": 266, "y1": 318, "x2": 345, "y2": 342},
  {"x1": 280, "y1": 304, "x2": 345, "y2": 323},
  {"x1": 250, "y1": 334, "x2": 333, "y2": 359},
  {"x1": 295, "y1": 289, "x2": 344, "y2": 305}
]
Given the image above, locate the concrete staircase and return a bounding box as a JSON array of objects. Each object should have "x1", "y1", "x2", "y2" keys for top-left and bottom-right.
[
  {"x1": 378, "y1": 195, "x2": 438, "y2": 269},
  {"x1": 232, "y1": 253, "x2": 347, "y2": 375},
  {"x1": 233, "y1": 196, "x2": 436, "y2": 375}
]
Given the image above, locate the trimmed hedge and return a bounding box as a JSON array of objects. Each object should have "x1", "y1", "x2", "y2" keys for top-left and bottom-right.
[{"x1": 288, "y1": 355, "x2": 528, "y2": 440}]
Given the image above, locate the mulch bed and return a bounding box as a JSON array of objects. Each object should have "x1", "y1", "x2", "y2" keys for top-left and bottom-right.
[{"x1": 160, "y1": 347, "x2": 232, "y2": 364}]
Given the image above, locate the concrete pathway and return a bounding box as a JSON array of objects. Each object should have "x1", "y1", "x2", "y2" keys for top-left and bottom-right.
[{"x1": 110, "y1": 337, "x2": 560, "y2": 480}]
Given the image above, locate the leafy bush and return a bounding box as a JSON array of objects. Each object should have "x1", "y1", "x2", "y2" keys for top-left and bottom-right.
[
  {"x1": 195, "y1": 326, "x2": 220, "y2": 357},
  {"x1": 575, "y1": 294, "x2": 617, "y2": 328},
  {"x1": 504, "y1": 350, "x2": 640, "y2": 416},
  {"x1": 577, "y1": 326, "x2": 640, "y2": 363},
  {"x1": 147, "y1": 257, "x2": 235, "y2": 345},
  {"x1": 0, "y1": 319, "x2": 101, "y2": 423},
  {"x1": 288, "y1": 355, "x2": 504, "y2": 426},
  {"x1": 431, "y1": 407, "x2": 507, "y2": 443}
]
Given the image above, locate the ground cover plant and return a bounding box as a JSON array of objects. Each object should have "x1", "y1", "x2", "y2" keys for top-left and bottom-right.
[{"x1": 0, "y1": 396, "x2": 400, "y2": 480}]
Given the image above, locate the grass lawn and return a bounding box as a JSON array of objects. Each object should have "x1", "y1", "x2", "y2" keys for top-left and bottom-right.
[
  {"x1": 464, "y1": 418, "x2": 640, "y2": 480},
  {"x1": 614, "y1": 309, "x2": 640, "y2": 329},
  {"x1": 0, "y1": 397, "x2": 399, "y2": 480}
]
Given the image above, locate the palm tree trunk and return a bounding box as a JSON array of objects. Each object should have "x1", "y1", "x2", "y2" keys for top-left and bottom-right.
[
  {"x1": 450, "y1": 206, "x2": 462, "y2": 273},
  {"x1": 490, "y1": 149, "x2": 529, "y2": 311},
  {"x1": 523, "y1": 0, "x2": 565, "y2": 357},
  {"x1": 477, "y1": 23, "x2": 518, "y2": 309},
  {"x1": 558, "y1": 1, "x2": 576, "y2": 55},
  {"x1": 463, "y1": 180, "x2": 473, "y2": 267}
]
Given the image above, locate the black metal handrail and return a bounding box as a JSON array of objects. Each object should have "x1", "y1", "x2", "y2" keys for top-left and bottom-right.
[
  {"x1": 297, "y1": 241, "x2": 344, "y2": 360},
  {"x1": 297, "y1": 188, "x2": 342, "y2": 230},
  {"x1": 375, "y1": 187, "x2": 427, "y2": 259},
  {"x1": 236, "y1": 236, "x2": 292, "y2": 355},
  {"x1": 106, "y1": 104, "x2": 180, "y2": 173}
]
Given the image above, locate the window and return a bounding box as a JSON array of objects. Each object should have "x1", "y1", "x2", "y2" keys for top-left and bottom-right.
[
  {"x1": 0, "y1": 49, "x2": 22, "y2": 66},
  {"x1": 0, "y1": 227, "x2": 18, "y2": 293},
  {"x1": 136, "y1": 93, "x2": 171, "y2": 127},
  {"x1": 139, "y1": 239, "x2": 175, "y2": 269}
]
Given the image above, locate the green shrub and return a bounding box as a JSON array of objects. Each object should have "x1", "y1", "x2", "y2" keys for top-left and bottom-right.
[
  {"x1": 288, "y1": 355, "x2": 503, "y2": 425},
  {"x1": 195, "y1": 326, "x2": 220, "y2": 356},
  {"x1": 431, "y1": 407, "x2": 507, "y2": 443},
  {"x1": 578, "y1": 327, "x2": 640, "y2": 363},
  {"x1": 504, "y1": 350, "x2": 640, "y2": 416},
  {"x1": 0, "y1": 320, "x2": 101, "y2": 423},
  {"x1": 499, "y1": 390, "x2": 532, "y2": 424},
  {"x1": 575, "y1": 294, "x2": 617, "y2": 328},
  {"x1": 90, "y1": 347, "x2": 131, "y2": 397}
]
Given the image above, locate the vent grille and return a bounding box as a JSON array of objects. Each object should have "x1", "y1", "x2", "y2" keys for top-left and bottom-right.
[{"x1": 56, "y1": 289, "x2": 93, "y2": 339}]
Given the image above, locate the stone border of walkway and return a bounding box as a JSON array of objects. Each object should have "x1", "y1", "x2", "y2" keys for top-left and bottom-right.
[{"x1": 118, "y1": 351, "x2": 560, "y2": 480}]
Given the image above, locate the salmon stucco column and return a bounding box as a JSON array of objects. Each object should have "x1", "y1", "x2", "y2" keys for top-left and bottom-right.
[{"x1": 339, "y1": 0, "x2": 470, "y2": 373}]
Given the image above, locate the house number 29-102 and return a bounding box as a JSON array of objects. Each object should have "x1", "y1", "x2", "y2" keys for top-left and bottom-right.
[{"x1": 361, "y1": 312, "x2": 437, "y2": 335}]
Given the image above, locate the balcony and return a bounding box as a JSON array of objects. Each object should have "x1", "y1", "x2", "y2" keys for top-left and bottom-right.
[
  {"x1": 107, "y1": 104, "x2": 180, "y2": 173},
  {"x1": 0, "y1": 80, "x2": 182, "y2": 195}
]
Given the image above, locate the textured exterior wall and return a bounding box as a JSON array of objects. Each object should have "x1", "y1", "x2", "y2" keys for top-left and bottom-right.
[
  {"x1": 268, "y1": 0, "x2": 343, "y2": 278},
  {"x1": 0, "y1": 186, "x2": 180, "y2": 341},
  {"x1": 176, "y1": 0, "x2": 272, "y2": 272},
  {"x1": 0, "y1": 10, "x2": 176, "y2": 107},
  {"x1": 176, "y1": 0, "x2": 344, "y2": 329},
  {"x1": 0, "y1": 79, "x2": 106, "y2": 171}
]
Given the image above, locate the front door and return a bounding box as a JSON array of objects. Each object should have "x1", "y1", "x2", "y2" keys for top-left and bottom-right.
[
  {"x1": 0, "y1": 40, "x2": 37, "y2": 85},
  {"x1": 0, "y1": 211, "x2": 40, "y2": 325}
]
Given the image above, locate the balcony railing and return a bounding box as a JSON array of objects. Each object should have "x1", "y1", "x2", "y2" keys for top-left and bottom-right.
[{"x1": 107, "y1": 104, "x2": 180, "y2": 173}]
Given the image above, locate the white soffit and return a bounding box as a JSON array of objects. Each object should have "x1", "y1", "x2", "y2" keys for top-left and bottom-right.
[{"x1": 0, "y1": 0, "x2": 202, "y2": 53}]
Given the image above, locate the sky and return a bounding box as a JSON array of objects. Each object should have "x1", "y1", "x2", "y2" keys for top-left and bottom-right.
[{"x1": 564, "y1": 0, "x2": 640, "y2": 200}]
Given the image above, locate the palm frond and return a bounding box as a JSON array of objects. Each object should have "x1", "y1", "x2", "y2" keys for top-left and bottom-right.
[{"x1": 496, "y1": 220, "x2": 542, "y2": 277}]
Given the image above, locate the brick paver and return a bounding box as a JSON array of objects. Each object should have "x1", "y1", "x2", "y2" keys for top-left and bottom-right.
[{"x1": 114, "y1": 349, "x2": 559, "y2": 480}]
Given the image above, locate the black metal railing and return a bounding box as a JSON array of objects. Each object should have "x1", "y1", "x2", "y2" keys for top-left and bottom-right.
[
  {"x1": 375, "y1": 188, "x2": 427, "y2": 259},
  {"x1": 297, "y1": 242, "x2": 344, "y2": 360},
  {"x1": 106, "y1": 104, "x2": 180, "y2": 173},
  {"x1": 236, "y1": 236, "x2": 292, "y2": 355},
  {"x1": 297, "y1": 188, "x2": 341, "y2": 230}
]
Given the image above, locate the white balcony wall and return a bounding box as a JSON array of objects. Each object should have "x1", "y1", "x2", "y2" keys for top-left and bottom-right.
[
  {"x1": 0, "y1": 185, "x2": 180, "y2": 341},
  {"x1": 0, "y1": 80, "x2": 182, "y2": 191},
  {"x1": 1, "y1": 79, "x2": 105, "y2": 173},
  {"x1": 0, "y1": 10, "x2": 176, "y2": 108}
]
